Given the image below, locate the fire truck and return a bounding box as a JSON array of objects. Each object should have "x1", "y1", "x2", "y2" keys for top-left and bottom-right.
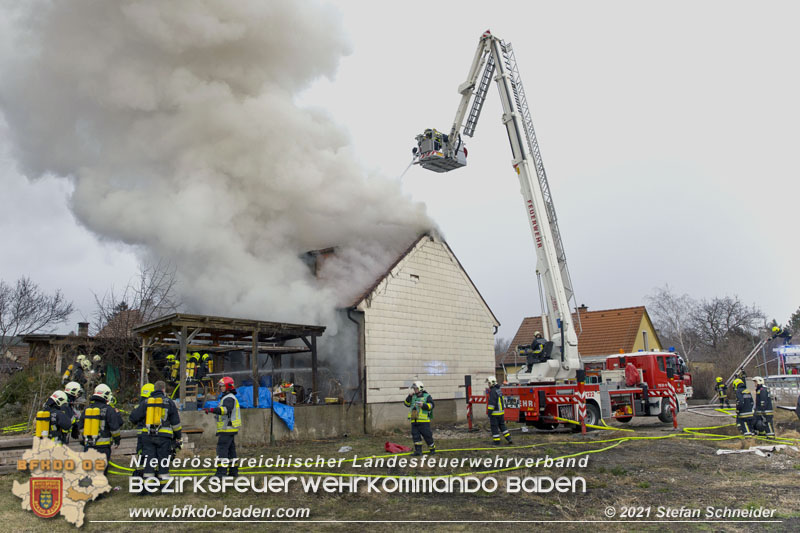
[{"x1": 412, "y1": 30, "x2": 691, "y2": 430}]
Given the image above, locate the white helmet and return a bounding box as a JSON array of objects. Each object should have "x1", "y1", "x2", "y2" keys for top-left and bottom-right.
[
  {"x1": 64, "y1": 381, "x2": 83, "y2": 399},
  {"x1": 80, "y1": 359, "x2": 91, "y2": 370},
  {"x1": 412, "y1": 380, "x2": 424, "y2": 391},
  {"x1": 76, "y1": 354, "x2": 87, "y2": 363},
  {"x1": 92, "y1": 355, "x2": 101, "y2": 363},
  {"x1": 93, "y1": 383, "x2": 112, "y2": 402},
  {"x1": 486, "y1": 376, "x2": 498, "y2": 386},
  {"x1": 753, "y1": 376, "x2": 765, "y2": 386},
  {"x1": 49, "y1": 390, "x2": 68, "y2": 407}
]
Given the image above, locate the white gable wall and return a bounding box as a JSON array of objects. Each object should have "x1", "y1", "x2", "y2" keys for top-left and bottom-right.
[{"x1": 358, "y1": 235, "x2": 498, "y2": 404}]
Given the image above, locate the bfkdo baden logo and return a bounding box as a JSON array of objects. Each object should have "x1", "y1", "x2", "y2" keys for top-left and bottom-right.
[{"x1": 30, "y1": 477, "x2": 63, "y2": 518}]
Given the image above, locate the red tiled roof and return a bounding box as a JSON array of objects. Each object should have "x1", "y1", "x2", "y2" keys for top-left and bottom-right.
[{"x1": 498, "y1": 306, "x2": 656, "y2": 366}]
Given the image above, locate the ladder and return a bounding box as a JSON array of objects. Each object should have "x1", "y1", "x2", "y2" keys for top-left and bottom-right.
[
  {"x1": 710, "y1": 338, "x2": 767, "y2": 402},
  {"x1": 499, "y1": 40, "x2": 576, "y2": 305},
  {"x1": 463, "y1": 53, "x2": 494, "y2": 138}
]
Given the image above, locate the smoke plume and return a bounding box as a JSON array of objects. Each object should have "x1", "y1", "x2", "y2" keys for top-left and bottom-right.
[{"x1": 0, "y1": 1, "x2": 432, "y2": 329}]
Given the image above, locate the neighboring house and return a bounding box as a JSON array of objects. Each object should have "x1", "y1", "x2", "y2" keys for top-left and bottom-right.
[
  {"x1": 306, "y1": 232, "x2": 500, "y2": 431},
  {"x1": 0, "y1": 336, "x2": 27, "y2": 373},
  {"x1": 497, "y1": 305, "x2": 663, "y2": 380}
]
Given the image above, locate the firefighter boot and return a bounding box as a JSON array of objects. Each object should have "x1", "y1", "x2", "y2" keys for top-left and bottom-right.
[
  {"x1": 428, "y1": 444, "x2": 435, "y2": 455},
  {"x1": 412, "y1": 444, "x2": 422, "y2": 456},
  {"x1": 505, "y1": 437, "x2": 513, "y2": 445}
]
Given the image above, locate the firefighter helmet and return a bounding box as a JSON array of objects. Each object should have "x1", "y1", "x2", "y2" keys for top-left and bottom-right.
[
  {"x1": 49, "y1": 390, "x2": 68, "y2": 407},
  {"x1": 80, "y1": 359, "x2": 91, "y2": 370},
  {"x1": 715, "y1": 377, "x2": 723, "y2": 383},
  {"x1": 486, "y1": 376, "x2": 497, "y2": 386},
  {"x1": 64, "y1": 381, "x2": 83, "y2": 399},
  {"x1": 533, "y1": 331, "x2": 542, "y2": 338},
  {"x1": 202, "y1": 353, "x2": 210, "y2": 360},
  {"x1": 191, "y1": 352, "x2": 201, "y2": 361},
  {"x1": 76, "y1": 354, "x2": 87, "y2": 362},
  {"x1": 140, "y1": 383, "x2": 155, "y2": 398},
  {"x1": 753, "y1": 376, "x2": 765, "y2": 386},
  {"x1": 732, "y1": 378, "x2": 744, "y2": 389},
  {"x1": 217, "y1": 376, "x2": 235, "y2": 392},
  {"x1": 166, "y1": 354, "x2": 176, "y2": 361},
  {"x1": 92, "y1": 355, "x2": 101, "y2": 363},
  {"x1": 772, "y1": 326, "x2": 780, "y2": 333},
  {"x1": 412, "y1": 380, "x2": 424, "y2": 391},
  {"x1": 93, "y1": 383, "x2": 112, "y2": 402}
]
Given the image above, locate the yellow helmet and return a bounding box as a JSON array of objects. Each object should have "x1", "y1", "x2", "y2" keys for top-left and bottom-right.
[
  {"x1": 772, "y1": 326, "x2": 780, "y2": 333},
  {"x1": 166, "y1": 354, "x2": 176, "y2": 361},
  {"x1": 732, "y1": 378, "x2": 743, "y2": 388},
  {"x1": 715, "y1": 377, "x2": 723, "y2": 382},
  {"x1": 140, "y1": 383, "x2": 155, "y2": 398}
]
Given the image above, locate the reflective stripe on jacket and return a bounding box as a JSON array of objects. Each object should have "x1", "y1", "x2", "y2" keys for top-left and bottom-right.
[
  {"x1": 404, "y1": 392, "x2": 433, "y2": 422},
  {"x1": 216, "y1": 393, "x2": 241, "y2": 434},
  {"x1": 487, "y1": 385, "x2": 505, "y2": 416}
]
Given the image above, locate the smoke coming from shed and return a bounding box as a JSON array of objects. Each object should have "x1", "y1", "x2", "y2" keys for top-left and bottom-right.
[{"x1": 0, "y1": 1, "x2": 431, "y2": 333}]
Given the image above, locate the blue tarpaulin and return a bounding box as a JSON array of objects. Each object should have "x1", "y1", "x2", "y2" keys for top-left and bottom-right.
[{"x1": 201, "y1": 386, "x2": 294, "y2": 431}]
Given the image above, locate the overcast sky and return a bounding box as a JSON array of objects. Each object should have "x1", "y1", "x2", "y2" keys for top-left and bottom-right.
[{"x1": 2, "y1": 1, "x2": 798, "y2": 339}]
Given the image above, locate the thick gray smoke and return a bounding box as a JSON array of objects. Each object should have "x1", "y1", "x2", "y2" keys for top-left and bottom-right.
[{"x1": 0, "y1": 1, "x2": 432, "y2": 330}]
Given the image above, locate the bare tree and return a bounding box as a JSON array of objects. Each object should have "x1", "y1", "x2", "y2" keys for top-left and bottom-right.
[
  {"x1": 690, "y1": 295, "x2": 765, "y2": 349},
  {"x1": 93, "y1": 259, "x2": 181, "y2": 336},
  {"x1": 0, "y1": 277, "x2": 74, "y2": 355},
  {"x1": 645, "y1": 285, "x2": 700, "y2": 361},
  {"x1": 91, "y1": 260, "x2": 181, "y2": 393},
  {"x1": 495, "y1": 337, "x2": 511, "y2": 357}
]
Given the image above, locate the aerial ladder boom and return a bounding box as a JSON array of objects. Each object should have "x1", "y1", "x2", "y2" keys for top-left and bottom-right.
[{"x1": 413, "y1": 30, "x2": 580, "y2": 382}]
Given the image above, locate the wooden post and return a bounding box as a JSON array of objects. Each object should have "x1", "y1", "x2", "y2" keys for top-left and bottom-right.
[
  {"x1": 179, "y1": 326, "x2": 187, "y2": 406},
  {"x1": 55, "y1": 344, "x2": 63, "y2": 374},
  {"x1": 140, "y1": 337, "x2": 148, "y2": 388},
  {"x1": 311, "y1": 335, "x2": 318, "y2": 399},
  {"x1": 252, "y1": 329, "x2": 259, "y2": 408}
]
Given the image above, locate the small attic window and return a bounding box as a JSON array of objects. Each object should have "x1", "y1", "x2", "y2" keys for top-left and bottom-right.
[{"x1": 410, "y1": 274, "x2": 419, "y2": 283}]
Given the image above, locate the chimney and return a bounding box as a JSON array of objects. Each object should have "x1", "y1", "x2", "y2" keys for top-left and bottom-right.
[
  {"x1": 578, "y1": 304, "x2": 588, "y2": 312},
  {"x1": 78, "y1": 322, "x2": 89, "y2": 336}
]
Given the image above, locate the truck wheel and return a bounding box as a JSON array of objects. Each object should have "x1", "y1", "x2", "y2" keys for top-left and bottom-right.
[
  {"x1": 585, "y1": 403, "x2": 600, "y2": 426},
  {"x1": 573, "y1": 403, "x2": 601, "y2": 431},
  {"x1": 657, "y1": 399, "x2": 673, "y2": 423}
]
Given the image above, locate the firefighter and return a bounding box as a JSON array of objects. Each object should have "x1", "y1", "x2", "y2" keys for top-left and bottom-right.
[
  {"x1": 523, "y1": 331, "x2": 547, "y2": 372},
  {"x1": 163, "y1": 354, "x2": 178, "y2": 385},
  {"x1": 131, "y1": 383, "x2": 155, "y2": 478},
  {"x1": 771, "y1": 326, "x2": 792, "y2": 345},
  {"x1": 39, "y1": 391, "x2": 72, "y2": 444},
  {"x1": 71, "y1": 358, "x2": 91, "y2": 387},
  {"x1": 79, "y1": 384, "x2": 122, "y2": 474},
  {"x1": 404, "y1": 380, "x2": 435, "y2": 456},
  {"x1": 91, "y1": 355, "x2": 105, "y2": 382},
  {"x1": 203, "y1": 376, "x2": 241, "y2": 477},
  {"x1": 129, "y1": 380, "x2": 182, "y2": 486},
  {"x1": 753, "y1": 376, "x2": 775, "y2": 437},
  {"x1": 63, "y1": 381, "x2": 84, "y2": 443},
  {"x1": 486, "y1": 376, "x2": 512, "y2": 445},
  {"x1": 187, "y1": 352, "x2": 201, "y2": 382},
  {"x1": 733, "y1": 378, "x2": 755, "y2": 437},
  {"x1": 61, "y1": 354, "x2": 87, "y2": 385},
  {"x1": 714, "y1": 377, "x2": 730, "y2": 408}
]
